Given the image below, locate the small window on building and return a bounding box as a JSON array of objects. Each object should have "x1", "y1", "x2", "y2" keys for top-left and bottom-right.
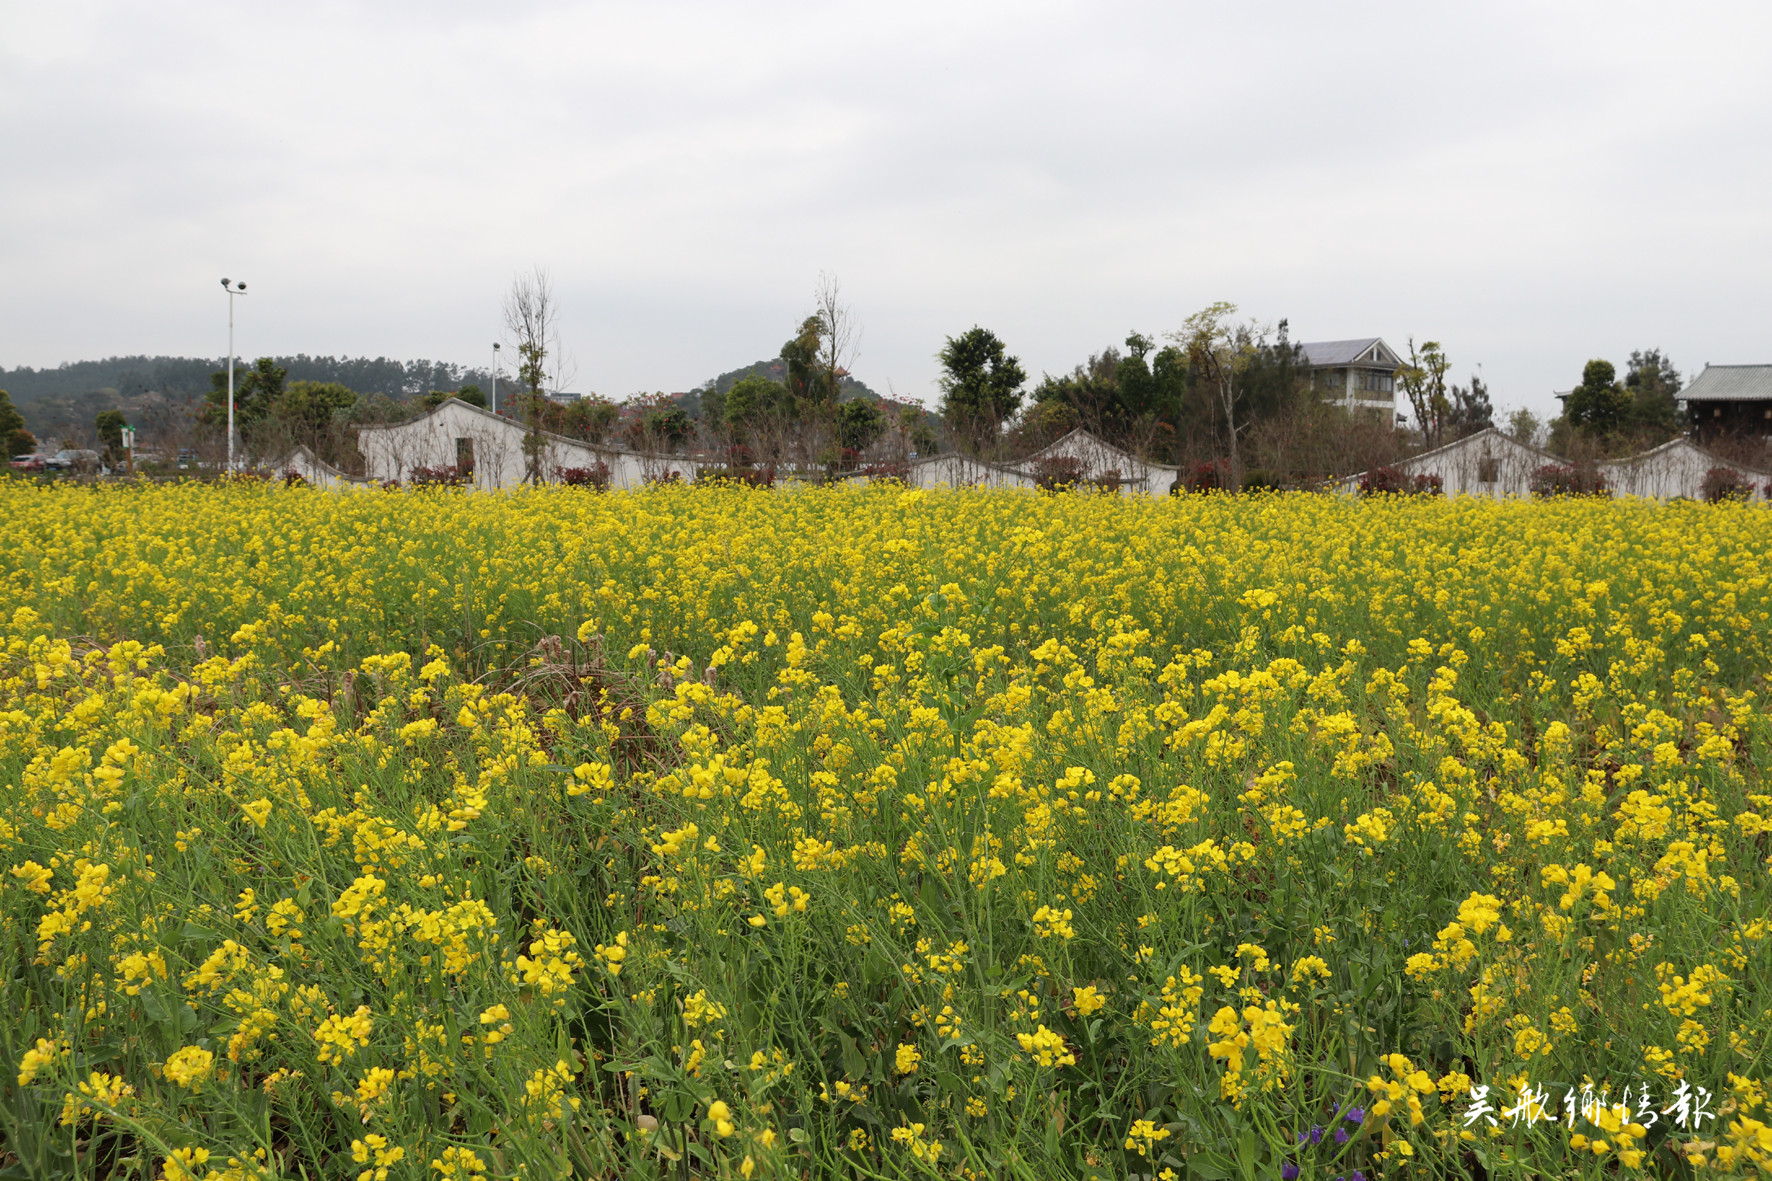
[
  {"x1": 1714, "y1": 407, "x2": 1722, "y2": 418},
  {"x1": 456, "y1": 437, "x2": 475, "y2": 473},
  {"x1": 1478, "y1": 457, "x2": 1499, "y2": 483}
]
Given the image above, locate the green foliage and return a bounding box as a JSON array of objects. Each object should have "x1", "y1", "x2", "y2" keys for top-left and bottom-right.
[
  {"x1": 1564, "y1": 358, "x2": 1631, "y2": 437},
  {"x1": 781, "y1": 317, "x2": 826, "y2": 408},
  {"x1": 277, "y1": 381, "x2": 358, "y2": 441},
  {"x1": 0, "y1": 389, "x2": 32, "y2": 457},
  {"x1": 1395, "y1": 340, "x2": 1452, "y2": 446},
  {"x1": 1624, "y1": 349, "x2": 1682, "y2": 438},
  {"x1": 627, "y1": 402, "x2": 694, "y2": 450},
  {"x1": 724, "y1": 375, "x2": 792, "y2": 431},
  {"x1": 834, "y1": 398, "x2": 884, "y2": 453},
  {"x1": 938, "y1": 327, "x2": 1027, "y2": 444},
  {"x1": 203, "y1": 357, "x2": 288, "y2": 429},
  {"x1": 94, "y1": 409, "x2": 127, "y2": 462}
]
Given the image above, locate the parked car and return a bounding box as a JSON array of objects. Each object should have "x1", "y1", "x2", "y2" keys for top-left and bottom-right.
[
  {"x1": 52, "y1": 449, "x2": 101, "y2": 472},
  {"x1": 9, "y1": 453, "x2": 49, "y2": 472}
]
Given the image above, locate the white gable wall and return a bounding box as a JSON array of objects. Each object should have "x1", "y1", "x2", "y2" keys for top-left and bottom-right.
[
  {"x1": 356, "y1": 400, "x2": 698, "y2": 489},
  {"x1": 1601, "y1": 440, "x2": 1768, "y2": 500},
  {"x1": 1025, "y1": 429, "x2": 1179, "y2": 495},
  {"x1": 1397, "y1": 430, "x2": 1548, "y2": 498}
]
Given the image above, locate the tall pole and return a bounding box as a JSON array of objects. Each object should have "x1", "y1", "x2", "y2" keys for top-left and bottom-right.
[
  {"x1": 492, "y1": 342, "x2": 501, "y2": 416},
  {"x1": 227, "y1": 294, "x2": 236, "y2": 473},
  {"x1": 221, "y1": 277, "x2": 246, "y2": 472}
]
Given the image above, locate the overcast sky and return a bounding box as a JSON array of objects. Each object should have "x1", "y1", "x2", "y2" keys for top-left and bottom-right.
[{"x1": 3, "y1": 1, "x2": 1769, "y2": 415}]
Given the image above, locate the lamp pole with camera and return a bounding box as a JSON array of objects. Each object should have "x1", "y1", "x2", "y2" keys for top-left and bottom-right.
[
  {"x1": 492, "y1": 342, "x2": 501, "y2": 416},
  {"x1": 220, "y1": 278, "x2": 248, "y2": 472}
]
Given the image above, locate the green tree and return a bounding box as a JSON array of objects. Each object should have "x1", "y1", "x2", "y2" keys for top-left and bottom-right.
[
  {"x1": 1564, "y1": 359, "x2": 1630, "y2": 437},
  {"x1": 937, "y1": 327, "x2": 1027, "y2": 450},
  {"x1": 95, "y1": 409, "x2": 128, "y2": 462},
  {"x1": 424, "y1": 386, "x2": 487, "y2": 410},
  {"x1": 780, "y1": 317, "x2": 824, "y2": 408},
  {"x1": 1395, "y1": 339, "x2": 1452, "y2": 448},
  {"x1": 203, "y1": 357, "x2": 288, "y2": 429},
  {"x1": 1623, "y1": 349, "x2": 1681, "y2": 438},
  {"x1": 275, "y1": 381, "x2": 358, "y2": 443},
  {"x1": 1445, "y1": 373, "x2": 1493, "y2": 441},
  {"x1": 561, "y1": 396, "x2": 618, "y2": 444},
  {"x1": 835, "y1": 398, "x2": 884, "y2": 454},
  {"x1": 626, "y1": 402, "x2": 693, "y2": 451},
  {"x1": 1507, "y1": 407, "x2": 1543, "y2": 448},
  {"x1": 0, "y1": 389, "x2": 34, "y2": 457}
]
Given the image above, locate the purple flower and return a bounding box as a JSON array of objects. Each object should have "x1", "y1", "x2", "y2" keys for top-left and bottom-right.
[
  {"x1": 1345, "y1": 1107, "x2": 1365, "y2": 1124},
  {"x1": 1334, "y1": 1127, "x2": 1349, "y2": 1145},
  {"x1": 1310, "y1": 1125, "x2": 1324, "y2": 1145},
  {"x1": 1281, "y1": 1164, "x2": 1299, "y2": 1180},
  {"x1": 1296, "y1": 1131, "x2": 1307, "y2": 1146},
  {"x1": 1352, "y1": 1172, "x2": 1367, "y2": 1181}
]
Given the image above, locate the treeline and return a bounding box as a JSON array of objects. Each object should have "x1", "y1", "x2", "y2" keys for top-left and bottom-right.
[{"x1": 1, "y1": 355, "x2": 495, "y2": 449}]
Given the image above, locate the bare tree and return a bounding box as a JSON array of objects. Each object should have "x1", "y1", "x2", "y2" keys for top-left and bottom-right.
[
  {"x1": 503, "y1": 267, "x2": 569, "y2": 484},
  {"x1": 812, "y1": 271, "x2": 859, "y2": 409}
]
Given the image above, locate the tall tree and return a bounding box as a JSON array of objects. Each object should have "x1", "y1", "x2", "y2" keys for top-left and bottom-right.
[
  {"x1": 811, "y1": 272, "x2": 858, "y2": 411},
  {"x1": 504, "y1": 268, "x2": 562, "y2": 483},
  {"x1": 1564, "y1": 358, "x2": 1630, "y2": 437},
  {"x1": 780, "y1": 317, "x2": 824, "y2": 408},
  {"x1": 1394, "y1": 339, "x2": 1451, "y2": 448},
  {"x1": 1445, "y1": 372, "x2": 1494, "y2": 440},
  {"x1": 937, "y1": 327, "x2": 1027, "y2": 451},
  {"x1": 1168, "y1": 302, "x2": 1265, "y2": 490},
  {"x1": 95, "y1": 409, "x2": 128, "y2": 462},
  {"x1": 203, "y1": 357, "x2": 287, "y2": 431},
  {"x1": 1623, "y1": 348, "x2": 1682, "y2": 438}
]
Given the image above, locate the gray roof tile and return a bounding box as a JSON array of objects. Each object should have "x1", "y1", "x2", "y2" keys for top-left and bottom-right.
[
  {"x1": 1300, "y1": 338, "x2": 1397, "y2": 368},
  {"x1": 1682, "y1": 364, "x2": 1772, "y2": 402}
]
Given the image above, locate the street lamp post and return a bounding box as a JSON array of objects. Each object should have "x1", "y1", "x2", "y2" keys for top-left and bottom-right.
[
  {"x1": 220, "y1": 278, "x2": 248, "y2": 472},
  {"x1": 492, "y1": 342, "x2": 501, "y2": 416}
]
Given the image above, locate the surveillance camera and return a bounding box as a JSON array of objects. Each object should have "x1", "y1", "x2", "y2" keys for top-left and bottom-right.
[
  {"x1": 221, "y1": 277, "x2": 230, "y2": 287},
  {"x1": 238, "y1": 282, "x2": 247, "y2": 291}
]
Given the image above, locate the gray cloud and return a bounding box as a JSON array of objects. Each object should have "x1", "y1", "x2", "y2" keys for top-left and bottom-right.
[{"x1": 3, "y1": 0, "x2": 1768, "y2": 413}]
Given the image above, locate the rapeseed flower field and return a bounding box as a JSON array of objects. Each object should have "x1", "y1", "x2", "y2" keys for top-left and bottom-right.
[{"x1": 1, "y1": 480, "x2": 1769, "y2": 1179}]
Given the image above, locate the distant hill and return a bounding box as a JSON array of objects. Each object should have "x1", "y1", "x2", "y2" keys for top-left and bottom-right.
[
  {"x1": 0, "y1": 355, "x2": 494, "y2": 441},
  {"x1": 697, "y1": 359, "x2": 890, "y2": 413}
]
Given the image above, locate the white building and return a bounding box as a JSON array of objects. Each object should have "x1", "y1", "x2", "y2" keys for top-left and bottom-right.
[
  {"x1": 1336, "y1": 428, "x2": 1553, "y2": 498},
  {"x1": 273, "y1": 444, "x2": 371, "y2": 490},
  {"x1": 1600, "y1": 437, "x2": 1768, "y2": 501},
  {"x1": 1300, "y1": 338, "x2": 1401, "y2": 424},
  {"x1": 1340, "y1": 427, "x2": 1769, "y2": 500},
  {"x1": 354, "y1": 398, "x2": 698, "y2": 489},
  {"x1": 1022, "y1": 428, "x2": 1180, "y2": 495}
]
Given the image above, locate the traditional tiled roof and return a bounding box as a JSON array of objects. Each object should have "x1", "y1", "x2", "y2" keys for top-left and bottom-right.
[{"x1": 1682, "y1": 364, "x2": 1772, "y2": 402}]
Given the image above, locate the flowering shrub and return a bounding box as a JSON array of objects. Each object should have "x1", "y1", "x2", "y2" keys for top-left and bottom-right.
[
  {"x1": 856, "y1": 461, "x2": 909, "y2": 484},
  {"x1": 1030, "y1": 455, "x2": 1087, "y2": 491},
  {"x1": 556, "y1": 463, "x2": 612, "y2": 489},
  {"x1": 0, "y1": 483, "x2": 1768, "y2": 1177},
  {"x1": 407, "y1": 463, "x2": 471, "y2": 487},
  {"x1": 1187, "y1": 460, "x2": 1228, "y2": 493},
  {"x1": 1530, "y1": 462, "x2": 1610, "y2": 497},
  {"x1": 1701, "y1": 466, "x2": 1753, "y2": 503}
]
